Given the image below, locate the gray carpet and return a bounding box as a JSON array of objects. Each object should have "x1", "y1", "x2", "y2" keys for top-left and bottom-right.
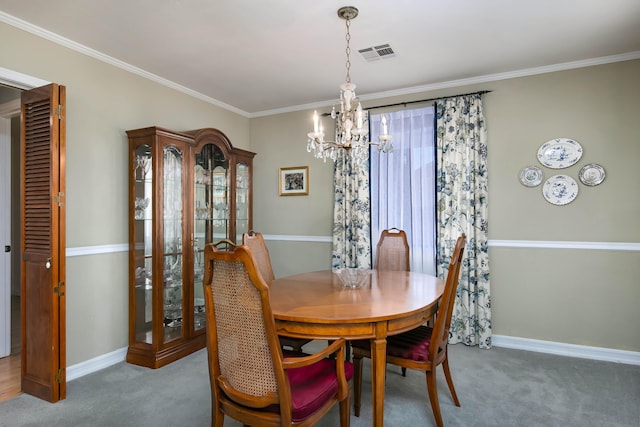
[{"x1": 1, "y1": 343, "x2": 638, "y2": 427}]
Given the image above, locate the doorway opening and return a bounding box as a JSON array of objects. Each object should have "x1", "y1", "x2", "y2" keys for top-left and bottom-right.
[{"x1": 0, "y1": 84, "x2": 22, "y2": 402}]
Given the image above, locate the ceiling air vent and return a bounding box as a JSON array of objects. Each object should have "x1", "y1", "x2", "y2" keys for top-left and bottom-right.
[{"x1": 358, "y1": 43, "x2": 396, "y2": 62}]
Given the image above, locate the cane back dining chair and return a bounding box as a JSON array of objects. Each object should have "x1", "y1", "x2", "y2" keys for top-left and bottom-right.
[
  {"x1": 374, "y1": 228, "x2": 410, "y2": 271},
  {"x1": 374, "y1": 227, "x2": 411, "y2": 375},
  {"x1": 351, "y1": 234, "x2": 466, "y2": 427},
  {"x1": 202, "y1": 240, "x2": 353, "y2": 427},
  {"x1": 242, "y1": 231, "x2": 312, "y2": 353}
]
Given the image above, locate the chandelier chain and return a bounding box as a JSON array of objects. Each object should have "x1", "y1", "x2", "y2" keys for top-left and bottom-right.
[{"x1": 345, "y1": 17, "x2": 352, "y2": 84}]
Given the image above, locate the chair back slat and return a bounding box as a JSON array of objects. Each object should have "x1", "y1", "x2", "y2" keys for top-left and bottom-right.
[{"x1": 374, "y1": 228, "x2": 410, "y2": 271}]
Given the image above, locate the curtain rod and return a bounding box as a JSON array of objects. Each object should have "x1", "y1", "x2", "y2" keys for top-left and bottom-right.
[
  {"x1": 366, "y1": 89, "x2": 492, "y2": 111},
  {"x1": 320, "y1": 90, "x2": 492, "y2": 116}
]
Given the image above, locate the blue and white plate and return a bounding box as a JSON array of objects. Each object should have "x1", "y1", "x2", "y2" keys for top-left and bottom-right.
[
  {"x1": 542, "y1": 175, "x2": 578, "y2": 205},
  {"x1": 519, "y1": 165, "x2": 543, "y2": 187},
  {"x1": 537, "y1": 138, "x2": 583, "y2": 169}
]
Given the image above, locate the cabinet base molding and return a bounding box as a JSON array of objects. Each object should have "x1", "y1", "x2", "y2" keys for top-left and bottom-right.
[{"x1": 126, "y1": 334, "x2": 206, "y2": 369}]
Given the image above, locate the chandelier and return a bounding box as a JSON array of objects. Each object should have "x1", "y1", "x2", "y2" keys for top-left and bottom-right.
[{"x1": 307, "y1": 6, "x2": 393, "y2": 164}]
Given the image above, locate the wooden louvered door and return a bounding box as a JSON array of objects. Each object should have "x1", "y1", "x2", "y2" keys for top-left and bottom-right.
[{"x1": 20, "y1": 84, "x2": 66, "y2": 402}]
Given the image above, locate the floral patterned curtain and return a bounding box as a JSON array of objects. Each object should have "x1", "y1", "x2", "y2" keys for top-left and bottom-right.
[
  {"x1": 435, "y1": 94, "x2": 492, "y2": 348},
  {"x1": 332, "y1": 150, "x2": 372, "y2": 269}
]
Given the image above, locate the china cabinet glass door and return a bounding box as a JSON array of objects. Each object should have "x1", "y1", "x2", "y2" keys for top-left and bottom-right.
[
  {"x1": 235, "y1": 162, "x2": 250, "y2": 242},
  {"x1": 133, "y1": 144, "x2": 153, "y2": 343},
  {"x1": 162, "y1": 145, "x2": 184, "y2": 343},
  {"x1": 193, "y1": 143, "x2": 227, "y2": 333}
]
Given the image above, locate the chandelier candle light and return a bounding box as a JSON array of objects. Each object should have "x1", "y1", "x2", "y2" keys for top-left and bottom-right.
[{"x1": 307, "y1": 6, "x2": 393, "y2": 164}]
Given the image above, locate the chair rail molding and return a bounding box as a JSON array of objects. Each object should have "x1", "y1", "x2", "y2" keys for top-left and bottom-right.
[
  {"x1": 66, "y1": 243, "x2": 129, "y2": 257},
  {"x1": 488, "y1": 239, "x2": 640, "y2": 251},
  {"x1": 262, "y1": 234, "x2": 332, "y2": 243},
  {"x1": 65, "y1": 239, "x2": 640, "y2": 257}
]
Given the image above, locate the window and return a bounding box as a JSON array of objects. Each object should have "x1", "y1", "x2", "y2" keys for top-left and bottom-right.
[{"x1": 370, "y1": 106, "x2": 436, "y2": 274}]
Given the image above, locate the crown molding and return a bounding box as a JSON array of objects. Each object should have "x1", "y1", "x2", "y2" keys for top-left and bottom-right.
[
  {"x1": 4, "y1": 11, "x2": 638, "y2": 120},
  {"x1": 250, "y1": 51, "x2": 640, "y2": 117},
  {"x1": 0, "y1": 12, "x2": 250, "y2": 118}
]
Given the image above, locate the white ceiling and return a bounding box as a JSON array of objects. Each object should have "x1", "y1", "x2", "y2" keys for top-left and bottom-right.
[{"x1": 1, "y1": 0, "x2": 639, "y2": 116}]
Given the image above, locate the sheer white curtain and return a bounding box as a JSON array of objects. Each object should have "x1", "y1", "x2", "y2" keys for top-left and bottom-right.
[{"x1": 370, "y1": 106, "x2": 436, "y2": 274}]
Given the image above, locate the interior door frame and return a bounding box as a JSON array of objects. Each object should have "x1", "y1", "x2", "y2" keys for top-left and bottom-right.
[{"x1": 0, "y1": 115, "x2": 10, "y2": 358}]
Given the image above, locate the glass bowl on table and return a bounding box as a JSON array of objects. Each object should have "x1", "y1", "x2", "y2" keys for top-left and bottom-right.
[{"x1": 333, "y1": 268, "x2": 373, "y2": 288}]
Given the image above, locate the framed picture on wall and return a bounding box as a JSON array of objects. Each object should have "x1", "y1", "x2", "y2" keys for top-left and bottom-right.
[{"x1": 279, "y1": 166, "x2": 309, "y2": 196}]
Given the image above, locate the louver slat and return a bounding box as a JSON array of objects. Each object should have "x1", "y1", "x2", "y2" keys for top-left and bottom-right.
[{"x1": 23, "y1": 100, "x2": 51, "y2": 254}]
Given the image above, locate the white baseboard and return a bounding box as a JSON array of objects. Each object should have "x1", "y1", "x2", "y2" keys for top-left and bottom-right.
[
  {"x1": 65, "y1": 336, "x2": 640, "y2": 383},
  {"x1": 492, "y1": 335, "x2": 640, "y2": 365},
  {"x1": 66, "y1": 347, "x2": 128, "y2": 381}
]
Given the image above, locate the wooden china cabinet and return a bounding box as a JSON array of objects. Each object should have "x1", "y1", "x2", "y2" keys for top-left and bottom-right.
[{"x1": 126, "y1": 126, "x2": 254, "y2": 368}]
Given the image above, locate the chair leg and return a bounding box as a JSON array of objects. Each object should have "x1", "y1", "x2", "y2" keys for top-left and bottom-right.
[
  {"x1": 213, "y1": 407, "x2": 224, "y2": 427},
  {"x1": 353, "y1": 354, "x2": 363, "y2": 417},
  {"x1": 442, "y1": 354, "x2": 460, "y2": 406},
  {"x1": 339, "y1": 393, "x2": 351, "y2": 427},
  {"x1": 426, "y1": 369, "x2": 444, "y2": 427},
  {"x1": 401, "y1": 367, "x2": 407, "y2": 377}
]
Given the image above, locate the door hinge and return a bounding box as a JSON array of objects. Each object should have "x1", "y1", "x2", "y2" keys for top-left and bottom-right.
[
  {"x1": 54, "y1": 282, "x2": 65, "y2": 297},
  {"x1": 54, "y1": 192, "x2": 65, "y2": 207},
  {"x1": 55, "y1": 368, "x2": 65, "y2": 384},
  {"x1": 55, "y1": 105, "x2": 64, "y2": 120}
]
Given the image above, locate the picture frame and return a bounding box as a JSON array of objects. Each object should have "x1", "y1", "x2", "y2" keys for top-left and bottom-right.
[{"x1": 279, "y1": 166, "x2": 309, "y2": 196}]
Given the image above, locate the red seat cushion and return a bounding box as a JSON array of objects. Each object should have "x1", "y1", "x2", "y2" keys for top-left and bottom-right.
[
  {"x1": 287, "y1": 358, "x2": 353, "y2": 422},
  {"x1": 351, "y1": 325, "x2": 433, "y2": 362},
  {"x1": 264, "y1": 352, "x2": 353, "y2": 422}
]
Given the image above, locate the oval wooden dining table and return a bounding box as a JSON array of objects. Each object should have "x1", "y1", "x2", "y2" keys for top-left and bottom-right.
[{"x1": 270, "y1": 269, "x2": 445, "y2": 427}]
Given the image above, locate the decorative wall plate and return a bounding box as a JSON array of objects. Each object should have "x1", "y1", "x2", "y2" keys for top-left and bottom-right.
[
  {"x1": 542, "y1": 175, "x2": 578, "y2": 205},
  {"x1": 537, "y1": 138, "x2": 583, "y2": 169},
  {"x1": 519, "y1": 166, "x2": 543, "y2": 187},
  {"x1": 579, "y1": 163, "x2": 606, "y2": 186}
]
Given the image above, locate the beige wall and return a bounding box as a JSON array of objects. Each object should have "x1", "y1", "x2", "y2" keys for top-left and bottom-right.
[
  {"x1": 2, "y1": 18, "x2": 639, "y2": 367},
  {"x1": 1, "y1": 23, "x2": 250, "y2": 364},
  {"x1": 250, "y1": 110, "x2": 335, "y2": 277},
  {"x1": 252, "y1": 59, "x2": 640, "y2": 352}
]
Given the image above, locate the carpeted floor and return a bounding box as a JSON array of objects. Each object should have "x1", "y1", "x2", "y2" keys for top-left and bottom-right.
[{"x1": 0, "y1": 342, "x2": 638, "y2": 426}]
